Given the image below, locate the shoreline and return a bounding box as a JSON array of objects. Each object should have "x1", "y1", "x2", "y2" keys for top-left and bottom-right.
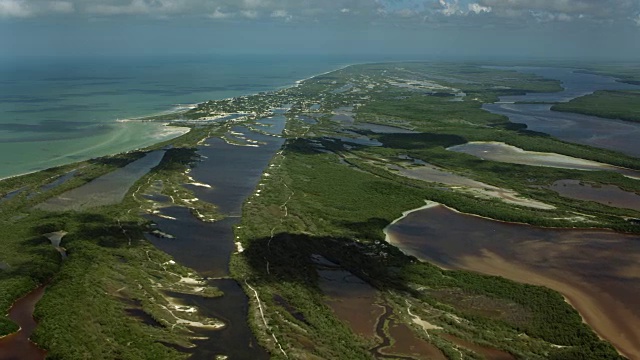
[
  {"x1": 0, "y1": 123, "x2": 189, "y2": 182},
  {"x1": 292, "y1": 64, "x2": 353, "y2": 88},
  {"x1": 385, "y1": 200, "x2": 629, "y2": 239},
  {"x1": 383, "y1": 200, "x2": 440, "y2": 246},
  {"x1": 0, "y1": 63, "x2": 357, "y2": 183}
]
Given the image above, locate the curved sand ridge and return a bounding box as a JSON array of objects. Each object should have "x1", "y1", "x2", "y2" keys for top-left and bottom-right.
[
  {"x1": 448, "y1": 141, "x2": 640, "y2": 180},
  {"x1": 389, "y1": 163, "x2": 555, "y2": 210}
]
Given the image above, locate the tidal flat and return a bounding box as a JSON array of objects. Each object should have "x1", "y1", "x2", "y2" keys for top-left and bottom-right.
[
  {"x1": 36, "y1": 150, "x2": 166, "y2": 211},
  {"x1": 448, "y1": 141, "x2": 640, "y2": 179}
]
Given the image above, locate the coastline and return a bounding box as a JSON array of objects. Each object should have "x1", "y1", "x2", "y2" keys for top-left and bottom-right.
[
  {"x1": 0, "y1": 123, "x2": 189, "y2": 182},
  {"x1": 0, "y1": 62, "x2": 356, "y2": 183},
  {"x1": 292, "y1": 64, "x2": 353, "y2": 87}
]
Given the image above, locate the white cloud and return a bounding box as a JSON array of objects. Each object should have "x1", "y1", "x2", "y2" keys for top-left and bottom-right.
[
  {"x1": 529, "y1": 10, "x2": 574, "y2": 23},
  {"x1": 0, "y1": 0, "x2": 32, "y2": 17},
  {"x1": 270, "y1": 9, "x2": 292, "y2": 21},
  {"x1": 0, "y1": 0, "x2": 74, "y2": 17},
  {"x1": 635, "y1": 14, "x2": 640, "y2": 26},
  {"x1": 468, "y1": 3, "x2": 491, "y2": 14},
  {"x1": 209, "y1": 6, "x2": 232, "y2": 19},
  {"x1": 87, "y1": 0, "x2": 186, "y2": 16},
  {"x1": 0, "y1": 0, "x2": 637, "y2": 28},
  {"x1": 241, "y1": 9, "x2": 258, "y2": 19},
  {"x1": 478, "y1": 0, "x2": 638, "y2": 20},
  {"x1": 439, "y1": 0, "x2": 461, "y2": 16},
  {"x1": 397, "y1": 8, "x2": 416, "y2": 17}
]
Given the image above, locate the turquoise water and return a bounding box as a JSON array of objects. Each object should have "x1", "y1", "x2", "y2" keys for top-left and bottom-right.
[{"x1": 0, "y1": 55, "x2": 357, "y2": 179}]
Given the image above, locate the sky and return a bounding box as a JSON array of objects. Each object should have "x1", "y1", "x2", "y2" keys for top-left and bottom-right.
[{"x1": 1, "y1": 0, "x2": 639, "y2": 60}]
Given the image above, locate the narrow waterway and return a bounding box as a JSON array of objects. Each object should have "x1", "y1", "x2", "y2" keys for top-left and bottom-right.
[
  {"x1": 0, "y1": 286, "x2": 47, "y2": 360},
  {"x1": 483, "y1": 67, "x2": 640, "y2": 158},
  {"x1": 147, "y1": 120, "x2": 284, "y2": 359}
]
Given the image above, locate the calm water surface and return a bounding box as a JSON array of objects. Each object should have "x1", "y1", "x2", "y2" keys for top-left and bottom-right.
[
  {"x1": 0, "y1": 55, "x2": 354, "y2": 178},
  {"x1": 549, "y1": 180, "x2": 640, "y2": 212},
  {"x1": 0, "y1": 286, "x2": 47, "y2": 360},
  {"x1": 147, "y1": 127, "x2": 284, "y2": 359},
  {"x1": 37, "y1": 150, "x2": 165, "y2": 211},
  {"x1": 483, "y1": 67, "x2": 640, "y2": 158}
]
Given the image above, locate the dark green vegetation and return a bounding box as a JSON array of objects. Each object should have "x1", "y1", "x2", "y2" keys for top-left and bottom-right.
[
  {"x1": 0, "y1": 126, "x2": 225, "y2": 359},
  {"x1": 577, "y1": 63, "x2": 640, "y2": 86},
  {"x1": 232, "y1": 140, "x2": 623, "y2": 359},
  {"x1": 229, "y1": 63, "x2": 635, "y2": 359},
  {"x1": 552, "y1": 90, "x2": 640, "y2": 123},
  {"x1": 1, "y1": 62, "x2": 637, "y2": 359}
]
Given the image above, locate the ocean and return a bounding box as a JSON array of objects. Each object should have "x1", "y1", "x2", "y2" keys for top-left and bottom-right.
[{"x1": 0, "y1": 54, "x2": 362, "y2": 179}]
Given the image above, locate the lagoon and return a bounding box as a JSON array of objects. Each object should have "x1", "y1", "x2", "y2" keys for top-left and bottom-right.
[
  {"x1": 483, "y1": 67, "x2": 640, "y2": 158},
  {"x1": 386, "y1": 204, "x2": 640, "y2": 359}
]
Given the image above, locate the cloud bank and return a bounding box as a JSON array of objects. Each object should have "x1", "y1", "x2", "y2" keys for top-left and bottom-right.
[{"x1": 0, "y1": 0, "x2": 637, "y2": 28}]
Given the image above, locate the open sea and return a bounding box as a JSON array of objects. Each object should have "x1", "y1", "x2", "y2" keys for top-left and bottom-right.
[{"x1": 0, "y1": 54, "x2": 369, "y2": 179}]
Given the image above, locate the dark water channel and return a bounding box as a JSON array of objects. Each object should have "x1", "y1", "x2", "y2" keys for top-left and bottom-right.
[
  {"x1": 168, "y1": 280, "x2": 265, "y2": 359},
  {"x1": 147, "y1": 126, "x2": 284, "y2": 359},
  {"x1": 0, "y1": 286, "x2": 47, "y2": 360},
  {"x1": 483, "y1": 67, "x2": 640, "y2": 158},
  {"x1": 255, "y1": 114, "x2": 286, "y2": 135}
]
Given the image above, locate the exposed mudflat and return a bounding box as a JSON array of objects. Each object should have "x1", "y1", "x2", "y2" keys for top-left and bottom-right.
[
  {"x1": 390, "y1": 163, "x2": 554, "y2": 209},
  {"x1": 37, "y1": 150, "x2": 166, "y2": 211},
  {"x1": 448, "y1": 141, "x2": 640, "y2": 179}
]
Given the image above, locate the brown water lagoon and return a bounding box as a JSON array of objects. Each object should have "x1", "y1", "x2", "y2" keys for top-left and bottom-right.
[
  {"x1": 0, "y1": 286, "x2": 47, "y2": 360},
  {"x1": 385, "y1": 203, "x2": 640, "y2": 359},
  {"x1": 379, "y1": 318, "x2": 448, "y2": 360},
  {"x1": 312, "y1": 254, "x2": 447, "y2": 359},
  {"x1": 549, "y1": 180, "x2": 640, "y2": 212},
  {"x1": 313, "y1": 254, "x2": 384, "y2": 340}
]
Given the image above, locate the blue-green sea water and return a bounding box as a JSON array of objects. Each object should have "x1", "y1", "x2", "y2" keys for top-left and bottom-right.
[{"x1": 0, "y1": 54, "x2": 361, "y2": 179}]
